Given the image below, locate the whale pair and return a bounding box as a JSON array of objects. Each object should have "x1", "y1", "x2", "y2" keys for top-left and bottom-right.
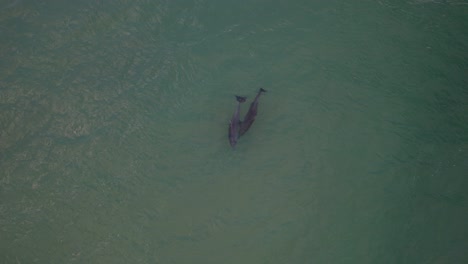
[{"x1": 228, "y1": 88, "x2": 267, "y2": 147}]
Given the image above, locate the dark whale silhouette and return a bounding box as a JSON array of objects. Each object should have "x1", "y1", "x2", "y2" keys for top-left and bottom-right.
[
  {"x1": 228, "y1": 95, "x2": 247, "y2": 147},
  {"x1": 239, "y1": 88, "x2": 266, "y2": 136}
]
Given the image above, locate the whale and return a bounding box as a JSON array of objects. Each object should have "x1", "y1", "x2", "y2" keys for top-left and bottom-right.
[
  {"x1": 239, "y1": 88, "x2": 266, "y2": 136},
  {"x1": 228, "y1": 95, "x2": 247, "y2": 147}
]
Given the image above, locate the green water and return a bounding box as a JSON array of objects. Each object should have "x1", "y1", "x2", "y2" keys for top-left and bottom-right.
[{"x1": 1, "y1": 0, "x2": 467, "y2": 263}]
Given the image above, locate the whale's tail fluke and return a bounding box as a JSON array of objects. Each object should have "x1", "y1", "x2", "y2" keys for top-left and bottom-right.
[{"x1": 236, "y1": 96, "x2": 247, "y2": 103}]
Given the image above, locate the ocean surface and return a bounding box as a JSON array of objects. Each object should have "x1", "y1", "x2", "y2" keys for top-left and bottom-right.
[{"x1": 1, "y1": 0, "x2": 467, "y2": 263}]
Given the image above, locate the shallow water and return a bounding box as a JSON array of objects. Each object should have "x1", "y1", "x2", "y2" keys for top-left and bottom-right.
[{"x1": 1, "y1": 0, "x2": 467, "y2": 263}]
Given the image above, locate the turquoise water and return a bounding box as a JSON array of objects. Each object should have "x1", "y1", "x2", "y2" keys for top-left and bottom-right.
[{"x1": 1, "y1": 0, "x2": 467, "y2": 263}]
